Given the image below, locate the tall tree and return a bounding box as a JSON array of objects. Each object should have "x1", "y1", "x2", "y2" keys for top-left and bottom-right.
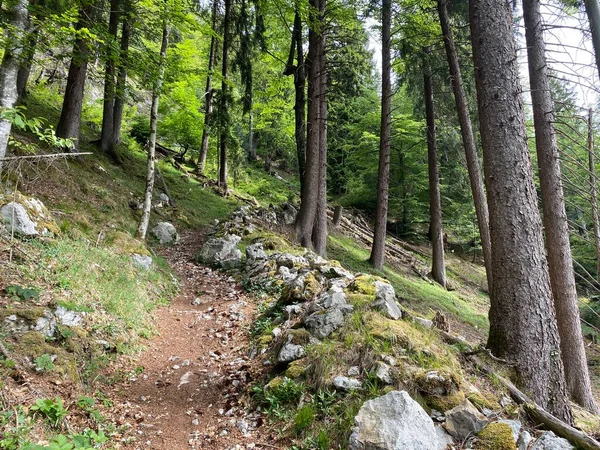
[
  {"x1": 588, "y1": 110, "x2": 600, "y2": 281},
  {"x1": 283, "y1": 9, "x2": 306, "y2": 191},
  {"x1": 370, "y1": 0, "x2": 392, "y2": 270},
  {"x1": 137, "y1": 7, "x2": 170, "y2": 239},
  {"x1": 112, "y1": 0, "x2": 131, "y2": 147},
  {"x1": 0, "y1": 0, "x2": 29, "y2": 166},
  {"x1": 523, "y1": 0, "x2": 597, "y2": 412},
  {"x1": 196, "y1": 0, "x2": 218, "y2": 174},
  {"x1": 100, "y1": 0, "x2": 121, "y2": 161},
  {"x1": 218, "y1": 0, "x2": 231, "y2": 193},
  {"x1": 584, "y1": 0, "x2": 600, "y2": 76},
  {"x1": 437, "y1": 0, "x2": 492, "y2": 293},
  {"x1": 423, "y1": 55, "x2": 446, "y2": 287},
  {"x1": 470, "y1": 0, "x2": 572, "y2": 421},
  {"x1": 295, "y1": 0, "x2": 328, "y2": 255},
  {"x1": 56, "y1": 2, "x2": 95, "y2": 147},
  {"x1": 16, "y1": 0, "x2": 43, "y2": 103}
]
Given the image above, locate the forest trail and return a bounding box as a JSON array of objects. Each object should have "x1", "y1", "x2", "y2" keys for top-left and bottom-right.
[{"x1": 112, "y1": 231, "x2": 280, "y2": 450}]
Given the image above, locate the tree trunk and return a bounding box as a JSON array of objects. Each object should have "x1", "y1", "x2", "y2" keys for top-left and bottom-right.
[
  {"x1": 584, "y1": 0, "x2": 600, "y2": 77},
  {"x1": 0, "y1": 0, "x2": 28, "y2": 167},
  {"x1": 218, "y1": 0, "x2": 231, "y2": 194},
  {"x1": 56, "y1": 4, "x2": 94, "y2": 147},
  {"x1": 112, "y1": 3, "x2": 131, "y2": 147},
  {"x1": 295, "y1": 0, "x2": 322, "y2": 250},
  {"x1": 248, "y1": 109, "x2": 255, "y2": 161},
  {"x1": 589, "y1": 110, "x2": 600, "y2": 282},
  {"x1": 424, "y1": 57, "x2": 446, "y2": 288},
  {"x1": 197, "y1": 0, "x2": 218, "y2": 174},
  {"x1": 16, "y1": 0, "x2": 42, "y2": 104},
  {"x1": 100, "y1": 0, "x2": 120, "y2": 161},
  {"x1": 137, "y1": 14, "x2": 169, "y2": 239},
  {"x1": 312, "y1": 0, "x2": 328, "y2": 257},
  {"x1": 332, "y1": 205, "x2": 343, "y2": 228},
  {"x1": 370, "y1": 0, "x2": 392, "y2": 270},
  {"x1": 523, "y1": 0, "x2": 597, "y2": 413},
  {"x1": 437, "y1": 0, "x2": 492, "y2": 292},
  {"x1": 470, "y1": 0, "x2": 572, "y2": 421}
]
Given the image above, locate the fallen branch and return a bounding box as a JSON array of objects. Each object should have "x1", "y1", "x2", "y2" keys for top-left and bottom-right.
[
  {"x1": 0, "y1": 152, "x2": 93, "y2": 161},
  {"x1": 469, "y1": 355, "x2": 600, "y2": 450}
]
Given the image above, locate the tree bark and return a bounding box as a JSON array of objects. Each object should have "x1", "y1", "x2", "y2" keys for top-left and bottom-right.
[
  {"x1": 197, "y1": 0, "x2": 218, "y2": 174},
  {"x1": 112, "y1": 2, "x2": 131, "y2": 147},
  {"x1": 16, "y1": 0, "x2": 43, "y2": 104},
  {"x1": 470, "y1": 0, "x2": 572, "y2": 421},
  {"x1": 584, "y1": 0, "x2": 600, "y2": 77},
  {"x1": 370, "y1": 0, "x2": 392, "y2": 270},
  {"x1": 137, "y1": 14, "x2": 169, "y2": 239},
  {"x1": 312, "y1": 0, "x2": 328, "y2": 257},
  {"x1": 424, "y1": 57, "x2": 447, "y2": 288},
  {"x1": 588, "y1": 110, "x2": 600, "y2": 282},
  {"x1": 295, "y1": 0, "x2": 322, "y2": 250},
  {"x1": 56, "y1": 4, "x2": 94, "y2": 147},
  {"x1": 218, "y1": 0, "x2": 231, "y2": 194},
  {"x1": 332, "y1": 205, "x2": 343, "y2": 228},
  {"x1": 437, "y1": 0, "x2": 492, "y2": 293},
  {"x1": 100, "y1": 0, "x2": 120, "y2": 161},
  {"x1": 523, "y1": 0, "x2": 597, "y2": 413},
  {"x1": 0, "y1": 0, "x2": 28, "y2": 167}
]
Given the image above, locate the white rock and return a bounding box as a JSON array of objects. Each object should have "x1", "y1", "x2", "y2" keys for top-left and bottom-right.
[
  {"x1": 151, "y1": 222, "x2": 179, "y2": 245},
  {"x1": 132, "y1": 254, "x2": 153, "y2": 270},
  {"x1": 531, "y1": 431, "x2": 574, "y2": 450},
  {"x1": 333, "y1": 376, "x2": 362, "y2": 391},
  {"x1": 54, "y1": 306, "x2": 84, "y2": 327},
  {"x1": 1, "y1": 202, "x2": 38, "y2": 236},
  {"x1": 372, "y1": 281, "x2": 402, "y2": 320}
]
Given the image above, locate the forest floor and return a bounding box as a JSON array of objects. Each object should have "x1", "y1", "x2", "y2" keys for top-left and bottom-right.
[{"x1": 110, "y1": 230, "x2": 283, "y2": 450}]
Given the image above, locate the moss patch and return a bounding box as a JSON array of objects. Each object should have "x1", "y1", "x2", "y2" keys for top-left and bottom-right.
[{"x1": 476, "y1": 422, "x2": 517, "y2": 450}]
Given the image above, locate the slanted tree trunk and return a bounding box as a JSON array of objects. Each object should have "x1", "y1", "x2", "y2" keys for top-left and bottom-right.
[
  {"x1": 16, "y1": 0, "x2": 43, "y2": 103},
  {"x1": 312, "y1": 1, "x2": 328, "y2": 256},
  {"x1": 284, "y1": 10, "x2": 307, "y2": 191},
  {"x1": 112, "y1": 2, "x2": 131, "y2": 147},
  {"x1": 56, "y1": 4, "x2": 94, "y2": 147},
  {"x1": 100, "y1": 0, "x2": 120, "y2": 161},
  {"x1": 588, "y1": 110, "x2": 600, "y2": 281},
  {"x1": 523, "y1": 0, "x2": 597, "y2": 413},
  {"x1": 295, "y1": 0, "x2": 323, "y2": 251},
  {"x1": 584, "y1": 0, "x2": 600, "y2": 77},
  {"x1": 370, "y1": 0, "x2": 392, "y2": 270},
  {"x1": 424, "y1": 56, "x2": 446, "y2": 288},
  {"x1": 437, "y1": 0, "x2": 492, "y2": 292},
  {"x1": 137, "y1": 14, "x2": 169, "y2": 239},
  {"x1": 0, "y1": 0, "x2": 28, "y2": 167},
  {"x1": 470, "y1": 0, "x2": 572, "y2": 421},
  {"x1": 197, "y1": 0, "x2": 218, "y2": 174},
  {"x1": 218, "y1": 0, "x2": 231, "y2": 194}
]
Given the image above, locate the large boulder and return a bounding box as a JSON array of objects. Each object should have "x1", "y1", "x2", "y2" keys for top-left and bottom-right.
[
  {"x1": 151, "y1": 222, "x2": 179, "y2": 245},
  {"x1": 1, "y1": 202, "x2": 38, "y2": 236},
  {"x1": 445, "y1": 399, "x2": 488, "y2": 440},
  {"x1": 309, "y1": 286, "x2": 353, "y2": 315},
  {"x1": 373, "y1": 281, "x2": 402, "y2": 320},
  {"x1": 304, "y1": 307, "x2": 345, "y2": 339},
  {"x1": 197, "y1": 234, "x2": 242, "y2": 269},
  {"x1": 349, "y1": 390, "x2": 448, "y2": 450},
  {"x1": 531, "y1": 432, "x2": 574, "y2": 450}
]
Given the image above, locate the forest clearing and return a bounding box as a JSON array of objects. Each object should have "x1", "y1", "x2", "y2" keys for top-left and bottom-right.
[{"x1": 3, "y1": 0, "x2": 600, "y2": 448}]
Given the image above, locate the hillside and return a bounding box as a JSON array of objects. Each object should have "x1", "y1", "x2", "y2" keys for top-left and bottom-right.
[{"x1": 1, "y1": 93, "x2": 600, "y2": 450}]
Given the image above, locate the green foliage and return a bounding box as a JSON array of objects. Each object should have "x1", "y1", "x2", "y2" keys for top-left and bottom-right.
[
  {"x1": 29, "y1": 398, "x2": 68, "y2": 428},
  {"x1": 4, "y1": 285, "x2": 40, "y2": 302},
  {"x1": 33, "y1": 354, "x2": 56, "y2": 372},
  {"x1": 251, "y1": 377, "x2": 304, "y2": 420},
  {"x1": 294, "y1": 405, "x2": 316, "y2": 435}
]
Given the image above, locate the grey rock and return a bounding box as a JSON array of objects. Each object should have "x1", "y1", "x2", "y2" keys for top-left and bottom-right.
[
  {"x1": 518, "y1": 431, "x2": 532, "y2": 450},
  {"x1": 373, "y1": 281, "x2": 402, "y2": 320},
  {"x1": 1, "y1": 202, "x2": 38, "y2": 236},
  {"x1": 4, "y1": 314, "x2": 29, "y2": 334},
  {"x1": 333, "y1": 376, "x2": 362, "y2": 391},
  {"x1": 246, "y1": 243, "x2": 267, "y2": 262},
  {"x1": 191, "y1": 297, "x2": 203, "y2": 306},
  {"x1": 374, "y1": 361, "x2": 393, "y2": 384},
  {"x1": 34, "y1": 311, "x2": 56, "y2": 337},
  {"x1": 423, "y1": 371, "x2": 449, "y2": 396},
  {"x1": 431, "y1": 409, "x2": 445, "y2": 423},
  {"x1": 304, "y1": 307, "x2": 345, "y2": 339},
  {"x1": 278, "y1": 343, "x2": 305, "y2": 363},
  {"x1": 132, "y1": 253, "x2": 153, "y2": 270},
  {"x1": 348, "y1": 366, "x2": 360, "y2": 377},
  {"x1": 413, "y1": 316, "x2": 433, "y2": 329},
  {"x1": 54, "y1": 306, "x2": 83, "y2": 327},
  {"x1": 278, "y1": 266, "x2": 296, "y2": 283},
  {"x1": 197, "y1": 234, "x2": 242, "y2": 268},
  {"x1": 349, "y1": 390, "x2": 447, "y2": 450},
  {"x1": 329, "y1": 277, "x2": 352, "y2": 289},
  {"x1": 151, "y1": 222, "x2": 179, "y2": 245},
  {"x1": 281, "y1": 204, "x2": 297, "y2": 225},
  {"x1": 276, "y1": 253, "x2": 308, "y2": 268},
  {"x1": 310, "y1": 287, "x2": 353, "y2": 314},
  {"x1": 445, "y1": 399, "x2": 488, "y2": 440},
  {"x1": 307, "y1": 253, "x2": 328, "y2": 269},
  {"x1": 434, "y1": 425, "x2": 454, "y2": 448},
  {"x1": 531, "y1": 432, "x2": 574, "y2": 450},
  {"x1": 159, "y1": 193, "x2": 170, "y2": 202},
  {"x1": 499, "y1": 419, "x2": 521, "y2": 443}
]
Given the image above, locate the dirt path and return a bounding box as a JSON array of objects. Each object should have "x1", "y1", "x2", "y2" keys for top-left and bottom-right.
[{"x1": 111, "y1": 231, "x2": 280, "y2": 450}]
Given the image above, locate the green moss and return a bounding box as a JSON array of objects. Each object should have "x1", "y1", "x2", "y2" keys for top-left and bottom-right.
[
  {"x1": 476, "y1": 422, "x2": 517, "y2": 450},
  {"x1": 349, "y1": 275, "x2": 379, "y2": 296},
  {"x1": 258, "y1": 335, "x2": 273, "y2": 347},
  {"x1": 266, "y1": 376, "x2": 285, "y2": 390},
  {"x1": 104, "y1": 230, "x2": 149, "y2": 256},
  {"x1": 0, "y1": 307, "x2": 48, "y2": 322},
  {"x1": 425, "y1": 391, "x2": 466, "y2": 412},
  {"x1": 288, "y1": 328, "x2": 312, "y2": 345},
  {"x1": 346, "y1": 293, "x2": 374, "y2": 311},
  {"x1": 285, "y1": 360, "x2": 307, "y2": 379},
  {"x1": 246, "y1": 230, "x2": 293, "y2": 252},
  {"x1": 467, "y1": 391, "x2": 500, "y2": 411}
]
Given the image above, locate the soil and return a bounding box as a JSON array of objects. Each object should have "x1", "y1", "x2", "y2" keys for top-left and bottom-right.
[{"x1": 111, "y1": 231, "x2": 284, "y2": 450}]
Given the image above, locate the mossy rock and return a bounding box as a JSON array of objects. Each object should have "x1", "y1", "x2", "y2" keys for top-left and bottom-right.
[
  {"x1": 0, "y1": 192, "x2": 60, "y2": 235},
  {"x1": 467, "y1": 391, "x2": 501, "y2": 411},
  {"x1": 346, "y1": 293, "x2": 373, "y2": 310},
  {"x1": 16, "y1": 331, "x2": 79, "y2": 381},
  {"x1": 280, "y1": 271, "x2": 324, "y2": 304},
  {"x1": 287, "y1": 328, "x2": 312, "y2": 345},
  {"x1": 285, "y1": 360, "x2": 308, "y2": 379},
  {"x1": 105, "y1": 230, "x2": 150, "y2": 256},
  {"x1": 425, "y1": 390, "x2": 466, "y2": 412},
  {"x1": 0, "y1": 307, "x2": 48, "y2": 322},
  {"x1": 414, "y1": 369, "x2": 461, "y2": 397},
  {"x1": 266, "y1": 376, "x2": 285, "y2": 390},
  {"x1": 246, "y1": 231, "x2": 292, "y2": 252},
  {"x1": 258, "y1": 334, "x2": 273, "y2": 348},
  {"x1": 476, "y1": 422, "x2": 517, "y2": 450},
  {"x1": 349, "y1": 275, "x2": 380, "y2": 296}
]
